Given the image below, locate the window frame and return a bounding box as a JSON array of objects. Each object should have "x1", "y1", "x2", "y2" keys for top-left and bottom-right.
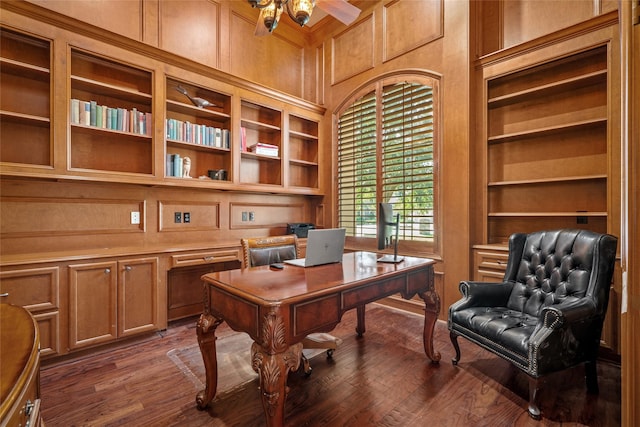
[{"x1": 333, "y1": 72, "x2": 442, "y2": 257}]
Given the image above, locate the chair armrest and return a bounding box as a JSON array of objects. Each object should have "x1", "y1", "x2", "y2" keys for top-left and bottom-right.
[
  {"x1": 450, "y1": 280, "x2": 514, "y2": 311},
  {"x1": 539, "y1": 298, "x2": 598, "y2": 328}
]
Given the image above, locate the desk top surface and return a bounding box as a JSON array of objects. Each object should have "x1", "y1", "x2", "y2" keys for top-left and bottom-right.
[{"x1": 201, "y1": 251, "x2": 435, "y2": 304}]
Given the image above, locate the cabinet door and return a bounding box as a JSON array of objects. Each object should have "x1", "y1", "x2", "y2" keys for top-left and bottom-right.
[
  {"x1": 118, "y1": 257, "x2": 158, "y2": 337},
  {"x1": 0, "y1": 266, "x2": 60, "y2": 356},
  {"x1": 69, "y1": 261, "x2": 117, "y2": 349}
]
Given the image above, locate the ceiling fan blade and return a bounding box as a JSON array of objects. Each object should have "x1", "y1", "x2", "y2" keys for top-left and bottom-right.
[
  {"x1": 316, "y1": 0, "x2": 361, "y2": 26},
  {"x1": 254, "y1": 9, "x2": 271, "y2": 36}
]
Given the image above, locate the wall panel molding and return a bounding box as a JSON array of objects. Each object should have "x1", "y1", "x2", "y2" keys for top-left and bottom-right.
[
  {"x1": 382, "y1": 0, "x2": 443, "y2": 62},
  {"x1": 158, "y1": 200, "x2": 220, "y2": 232},
  {"x1": 0, "y1": 197, "x2": 145, "y2": 237},
  {"x1": 331, "y1": 13, "x2": 375, "y2": 85},
  {"x1": 158, "y1": 0, "x2": 220, "y2": 69},
  {"x1": 229, "y1": 202, "x2": 304, "y2": 229}
]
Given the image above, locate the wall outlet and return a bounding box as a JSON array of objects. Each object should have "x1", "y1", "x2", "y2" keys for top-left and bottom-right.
[
  {"x1": 242, "y1": 211, "x2": 248, "y2": 221},
  {"x1": 249, "y1": 212, "x2": 255, "y2": 221},
  {"x1": 130, "y1": 211, "x2": 141, "y2": 225},
  {"x1": 183, "y1": 212, "x2": 190, "y2": 223},
  {"x1": 174, "y1": 212, "x2": 182, "y2": 223}
]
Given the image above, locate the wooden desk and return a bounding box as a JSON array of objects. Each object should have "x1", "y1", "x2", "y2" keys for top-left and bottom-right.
[
  {"x1": 196, "y1": 251, "x2": 439, "y2": 426},
  {"x1": 0, "y1": 304, "x2": 42, "y2": 427}
]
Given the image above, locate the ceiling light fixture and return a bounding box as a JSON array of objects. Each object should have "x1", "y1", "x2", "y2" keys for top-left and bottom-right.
[
  {"x1": 248, "y1": 0, "x2": 315, "y2": 33},
  {"x1": 249, "y1": 0, "x2": 362, "y2": 36}
]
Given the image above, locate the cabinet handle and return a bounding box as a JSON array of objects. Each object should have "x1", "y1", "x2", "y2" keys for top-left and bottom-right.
[
  {"x1": 104, "y1": 268, "x2": 111, "y2": 274},
  {"x1": 124, "y1": 265, "x2": 132, "y2": 271},
  {"x1": 24, "y1": 399, "x2": 34, "y2": 416},
  {"x1": 0, "y1": 292, "x2": 8, "y2": 297},
  {"x1": 204, "y1": 256, "x2": 214, "y2": 261}
]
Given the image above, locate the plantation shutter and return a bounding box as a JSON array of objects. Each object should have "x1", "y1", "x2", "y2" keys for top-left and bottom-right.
[
  {"x1": 337, "y1": 80, "x2": 435, "y2": 241},
  {"x1": 381, "y1": 83, "x2": 435, "y2": 239},
  {"x1": 337, "y1": 91, "x2": 377, "y2": 237}
]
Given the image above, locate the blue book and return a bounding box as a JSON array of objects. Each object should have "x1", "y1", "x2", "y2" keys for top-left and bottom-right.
[
  {"x1": 90, "y1": 101, "x2": 97, "y2": 127},
  {"x1": 173, "y1": 154, "x2": 182, "y2": 177}
]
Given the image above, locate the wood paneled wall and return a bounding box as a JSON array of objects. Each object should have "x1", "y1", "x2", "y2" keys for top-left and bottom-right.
[{"x1": 0, "y1": 179, "x2": 313, "y2": 257}]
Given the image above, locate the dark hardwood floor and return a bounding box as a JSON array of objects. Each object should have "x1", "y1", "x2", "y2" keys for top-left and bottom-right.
[{"x1": 40, "y1": 305, "x2": 620, "y2": 426}]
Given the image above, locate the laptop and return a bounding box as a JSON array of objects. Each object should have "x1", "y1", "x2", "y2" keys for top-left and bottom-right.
[{"x1": 284, "y1": 228, "x2": 346, "y2": 267}]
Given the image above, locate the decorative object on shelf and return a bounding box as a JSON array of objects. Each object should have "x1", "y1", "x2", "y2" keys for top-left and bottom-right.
[
  {"x1": 248, "y1": 0, "x2": 360, "y2": 35},
  {"x1": 208, "y1": 169, "x2": 227, "y2": 181},
  {"x1": 175, "y1": 85, "x2": 217, "y2": 109},
  {"x1": 182, "y1": 156, "x2": 191, "y2": 178}
]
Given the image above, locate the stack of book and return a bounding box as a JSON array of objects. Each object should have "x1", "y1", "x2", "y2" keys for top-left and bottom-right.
[
  {"x1": 165, "y1": 118, "x2": 230, "y2": 148},
  {"x1": 248, "y1": 142, "x2": 279, "y2": 157},
  {"x1": 70, "y1": 99, "x2": 151, "y2": 136},
  {"x1": 166, "y1": 153, "x2": 184, "y2": 178}
]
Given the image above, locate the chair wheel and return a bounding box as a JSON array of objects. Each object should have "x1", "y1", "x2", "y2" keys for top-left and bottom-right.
[{"x1": 326, "y1": 349, "x2": 334, "y2": 359}]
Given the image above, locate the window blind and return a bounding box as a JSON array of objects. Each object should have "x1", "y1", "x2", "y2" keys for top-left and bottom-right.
[
  {"x1": 338, "y1": 81, "x2": 435, "y2": 241},
  {"x1": 381, "y1": 83, "x2": 434, "y2": 239}
]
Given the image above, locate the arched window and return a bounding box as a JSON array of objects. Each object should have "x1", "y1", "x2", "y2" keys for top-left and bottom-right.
[{"x1": 336, "y1": 75, "x2": 440, "y2": 253}]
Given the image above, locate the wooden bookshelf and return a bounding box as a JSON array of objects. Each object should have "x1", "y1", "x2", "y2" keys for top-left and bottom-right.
[
  {"x1": 240, "y1": 100, "x2": 282, "y2": 186},
  {"x1": 0, "y1": 28, "x2": 51, "y2": 168},
  {"x1": 69, "y1": 49, "x2": 153, "y2": 175},
  {"x1": 165, "y1": 77, "x2": 231, "y2": 181},
  {"x1": 288, "y1": 114, "x2": 319, "y2": 190},
  {"x1": 483, "y1": 45, "x2": 609, "y2": 243}
]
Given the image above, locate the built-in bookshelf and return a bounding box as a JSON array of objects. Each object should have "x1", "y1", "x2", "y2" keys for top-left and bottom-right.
[
  {"x1": 484, "y1": 45, "x2": 609, "y2": 243},
  {"x1": 165, "y1": 77, "x2": 231, "y2": 181},
  {"x1": 69, "y1": 49, "x2": 153, "y2": 175},
  {"x1": 0, "y1": 28, "x2": 51, "y2": 168},
  {"x1": 240, "y1": 100, "x2": 282, "y2": 186},
  {"x1": 288, "y1": 114, "x2": 319, "y2": 189},
  {"x1": 0, "y1": 24, "x2": 325, "y2": 195}
]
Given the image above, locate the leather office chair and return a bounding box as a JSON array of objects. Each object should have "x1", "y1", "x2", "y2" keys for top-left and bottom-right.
[
  {"x1": 240, "y1": 235, "x2": 340, "y2": 375},
  {"x1": 448, "y1": 229, "x2": 617, "y2": 420}
]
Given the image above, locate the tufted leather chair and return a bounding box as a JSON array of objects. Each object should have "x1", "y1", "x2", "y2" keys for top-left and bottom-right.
[
  {"x1": 448, "y1": 229, "x2": 617, "y2": 420},
  {"x1": 240, "y1": 235, "x2": 340, "y2": 375}
]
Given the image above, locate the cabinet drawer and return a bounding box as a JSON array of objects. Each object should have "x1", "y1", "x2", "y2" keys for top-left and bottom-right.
[
  {"x1": 171, "y1": 249, "x2": 240, "y2": 268},
  {"x1": 474, "y1": 250, "x2": 509, "y2": 271},
  {"x1": 0, "y1": 266, "x2": 59, "y2": 312}
]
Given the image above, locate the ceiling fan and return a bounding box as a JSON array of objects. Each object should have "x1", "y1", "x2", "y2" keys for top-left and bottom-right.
[{"x1": 248, "y1": 0, "x2": 361, "y2": 36}]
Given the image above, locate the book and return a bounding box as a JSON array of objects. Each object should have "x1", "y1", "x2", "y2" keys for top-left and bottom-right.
[
  {"x1": 70, "y1": 99, "x2": 80, "y2": 124},
  {"x1": 240, "y1": 127, "x2": 247, "y2": 152},
  {"x1": 90, "y1": 101, "x2": 97, "y2": 127},
  {"x1": 248, "y1": 143, "x2": 279, "y2": 157}
]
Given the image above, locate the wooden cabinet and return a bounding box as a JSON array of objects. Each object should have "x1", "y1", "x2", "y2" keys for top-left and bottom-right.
[
  {"x1": 0, "y1": 266, "x2": 60, "y2": 357},
  {"x1": 240, "y1": 100, "x2": 283, "y2": 186},
  {"x1": 475, "y1": 22, "x2": 621, "y2": 355},
  {"x1": 473, "y1": 245, "x2": 509, "y2": 282},
  {"x1": 483, "y1": 45, "x2": 610, "y2": 243},
  {"x1": 165, "y1": 77, "x2": 232, "y2": 181},
  {"x1": 69, "y1": 49, "x2": 154, "y2": 175},
  {"x1": 0, "y1": 28, "x2": 51, "y2": 169},
  {"x1": 167, "y1": 249, "x2": 241, "y2": 321},
  {"x1": 68, "y1": 257, "x2": 158, "y2": 350}
]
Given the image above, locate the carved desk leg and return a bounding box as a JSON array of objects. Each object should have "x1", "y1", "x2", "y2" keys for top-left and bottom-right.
[
  {"x1": 251, "y1": 310, "x2": 303, "y2": 427},
  {"x1": 195, "y1": 313, "x2": 224, "y2": 409},
  {"x1": 419, "y1": 288, "x2": 441, "y2": 363}
]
